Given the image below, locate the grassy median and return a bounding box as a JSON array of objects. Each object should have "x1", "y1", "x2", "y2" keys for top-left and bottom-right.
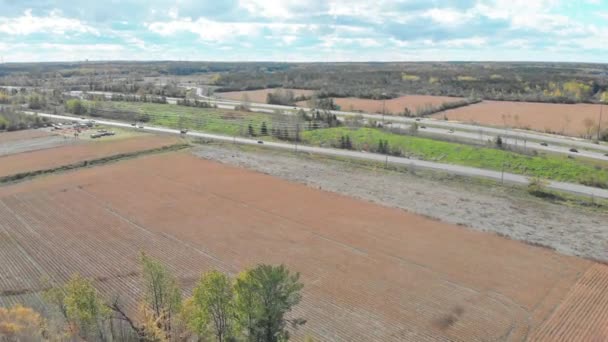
[{"x1": 94, "y1": 101, "x2": 271, "y2": 137}]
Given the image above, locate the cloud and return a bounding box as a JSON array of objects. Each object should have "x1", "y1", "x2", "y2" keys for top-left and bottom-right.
[
  {"x1": 424, "y1": 8, "x2": 474, "y2": 26},
  {"x1": 146, "y1": 16, "x2": 318, "y2": 43},
  {"x1": 0, "y1": 0, "x2": 607, "y2": 62},
  {"x1": 0, "y1": 9, "x2": 99, "y2": 36}
]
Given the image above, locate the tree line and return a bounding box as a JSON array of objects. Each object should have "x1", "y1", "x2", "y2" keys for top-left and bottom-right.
[
  {"x1": 0, "y1": 254, "x2": 306, "y2": 342},
  {"x1": 0, "y1": 108, "x2": 50, "y2": 131}
]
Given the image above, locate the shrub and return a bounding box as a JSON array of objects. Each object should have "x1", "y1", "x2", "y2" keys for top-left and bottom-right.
[{"x1": 495, "y1": 136, "x2": 503, "y2": 149}]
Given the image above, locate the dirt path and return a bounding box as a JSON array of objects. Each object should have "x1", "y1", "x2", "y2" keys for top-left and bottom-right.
[{"x1": 193, "y1": 144, "x2": 608, "y2": 262}]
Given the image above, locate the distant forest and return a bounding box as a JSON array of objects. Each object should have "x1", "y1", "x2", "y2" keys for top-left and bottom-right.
[{"x1": 1, "y1": 61, "x2": 607, "y2": 104}]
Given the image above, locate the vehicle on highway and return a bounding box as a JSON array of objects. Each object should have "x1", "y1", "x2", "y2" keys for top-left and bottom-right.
[
  {"x1": 569, "y1": 148, "x2": 579, "y2": 153},
  {"x1": 415, "y1": 118, "x2": 421, "y2": 121},
  {"x1": 180, "y1": 129, "x2": 188, "y2": 134},
  {"x1": 138, "y1": 125, "x2": 144, "y2": 129},
  {"x1": 448, "y1": 129, "x2": 454, "y2": 133},
  {"x1": 131, "y1": 123, "x2": 136, "y2": 126},
  {"x1": 540, "y1": 142, "x2": 548, "y2": 146},
  {"x1": 420, "y1": 125, "x2": 427, "y2": 129},
  {"x1": 257, "y1": 140, "x2": 264, "y2": 144}
]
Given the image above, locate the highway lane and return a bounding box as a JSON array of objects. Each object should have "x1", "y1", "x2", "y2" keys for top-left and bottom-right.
[{"x1": 23, "y1": 111, "x2": 608, "y2": 200}]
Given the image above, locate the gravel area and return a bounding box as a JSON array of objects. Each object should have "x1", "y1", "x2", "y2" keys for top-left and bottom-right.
[{"x1": 193, "y1": 143, "x2": 608, "y2": 262}]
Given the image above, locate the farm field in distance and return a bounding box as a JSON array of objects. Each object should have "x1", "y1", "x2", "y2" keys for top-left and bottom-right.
[
  {"x1": 216, "y1": 88, "x2": 315, "y2": 103},
  {"x1": 435, "y1": 100, "x2": 608, "y2": 137},
  {"x1": 1, "y1": 149, "x2": 608, "y2": 341},
  {"x1": 297, "y1": 94, "x2": 466, "y2": 114}
]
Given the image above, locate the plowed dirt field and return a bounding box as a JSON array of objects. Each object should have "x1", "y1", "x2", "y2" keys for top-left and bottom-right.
[
  {"x1": 217, "y1": 88, "x2": 314, "y2": 103},
  {"x1": 0, "y1": 151, "x2": 605, "y2": 341},
  {"x1": 331, "y1": 95, "x2": 465, "y2": 114},
  {"x1": 434, "y1": 100, "x2": 607, "y2": 137},
  {"x1": 0, "y1": 135, "x2": 180, "y2": 178}
]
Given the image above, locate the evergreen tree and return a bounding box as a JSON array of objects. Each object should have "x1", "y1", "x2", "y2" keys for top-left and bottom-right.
[
  {"x1": 260, "y1": 122, "x2": 268, "y2": 136},
  {"x1": 345, "y1": 135, "x2": 352, "y2": 149}
]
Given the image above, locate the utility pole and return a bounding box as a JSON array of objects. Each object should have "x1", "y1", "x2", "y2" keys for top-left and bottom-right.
[
  {"x1": 598, "y1": 100, "x2": 603, "y2": 142},
  {"x1": 382, "y1": 93, "x2": 387, "y2": 126}
]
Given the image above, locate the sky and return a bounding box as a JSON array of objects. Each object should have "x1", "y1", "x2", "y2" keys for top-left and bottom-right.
[{"x1": 0, "y1": 0, "x2": 607, "y2": 63}]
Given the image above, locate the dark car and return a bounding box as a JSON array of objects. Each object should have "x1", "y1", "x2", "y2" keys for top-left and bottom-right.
[
  {"x1": 569, "y1": 148, "x2": 578, "y2": 153},
  {"x1": 180, "y1": 129, "x2": 188, "y2": 134},
  {"x1": 540, "y1": 142, "x2": 548, "y2": 146},
  {"x1": 257, "y1": 140, "x2": 264, "y2": 144}
]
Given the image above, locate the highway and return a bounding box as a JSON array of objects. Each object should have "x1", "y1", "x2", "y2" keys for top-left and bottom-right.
[
  {"x1": 68, "y1": 90, "x2": 608, "y2": 160},
  {"x1": 24, "y1": 111, "x2": 608, "y2": 200},
  {"x1": 202, "y1": 94, "x2": 608, "y2": 153},
  {"x1": 395, "y1": 123, "x2": 608, "y2": 161}
]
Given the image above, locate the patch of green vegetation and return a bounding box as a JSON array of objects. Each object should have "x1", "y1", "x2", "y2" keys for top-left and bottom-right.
[
  {"x1": 91, "y1": 101, "x2": 271, "y2": 137},
  {"x1": 301, "y1": 127, "x2": 608, "y2": 187}
]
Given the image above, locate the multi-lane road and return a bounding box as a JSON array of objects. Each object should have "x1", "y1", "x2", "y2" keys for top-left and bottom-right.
[
  {"x1": 202, "y1": 94, "x2": 608, "y2": 154},
  {"x1": 68, "y1": 89, "x2": 608, "y2": 161},
  {"x1": 23, "y1": 111, "x2": 608, "y2": 200}
]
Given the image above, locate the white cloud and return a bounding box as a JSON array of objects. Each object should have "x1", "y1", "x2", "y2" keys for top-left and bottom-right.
[
  {"x1": 502, "y1": 39, "x2": 532, "y2": 49},
  {"x1": 147, "y1": 18, "x2": 256, "y2": 41},
  {"x1": 442, "y1": 36, "x2": 487, "y2": 48},
  {"x1": 147, "y1": 17, "x2": 318, "y2": 42},
  {"x1": 281, "y1": 35, "x2": 297, "y2": 45},
  {"x1": 39, "y1": 43, "x2": 124, "y2": 52},
  {"x1": 0, "y1": 9, "x2": 99, "y2": 36},
  {"x1": 424, "y1": 8, "x2": 473, "y2": 26},
  {"x1": 320, "y1": 36, "x2": 381, "y2": 48},
  {"x1": 239, "y1": 0, "x2": 290, "y2": 18}
]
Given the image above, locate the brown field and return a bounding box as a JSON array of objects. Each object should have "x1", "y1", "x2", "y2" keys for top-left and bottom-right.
[
  {"x1": 296, "y1": 95, "x2": 465, "y2": 114},
  {"x1": 434, "y1": 100, "x2": 608, "y2": 137},
  {"x1": 530, "y1": 264, "x2": 608, "y2": 341},
  {"x1": 216, "y1": 88, "x2": 315, "y2": 103},
  {"x1": 0, "y1": 151, "x2": 606, "y2": 341},
  {"x1": 0, "y1": 129, "x2": 52, "y2": 144},
  {"x1": 0, "y1": 135, "x2": 180, "y2": 178}
]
